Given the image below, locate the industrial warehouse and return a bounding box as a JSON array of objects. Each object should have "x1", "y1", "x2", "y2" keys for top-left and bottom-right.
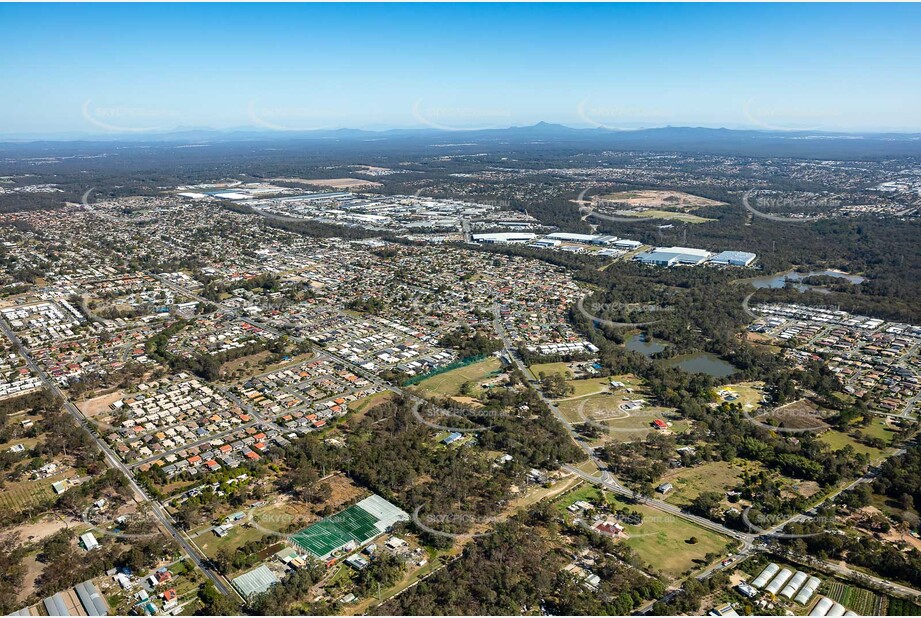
[{"x1": 634, "y1": 246, "x2": 757, "y2": 267}]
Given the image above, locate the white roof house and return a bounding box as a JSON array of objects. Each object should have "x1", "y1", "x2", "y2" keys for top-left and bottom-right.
[{"x1": 80, "y1": 532, "x2": 99, "y2": 551}]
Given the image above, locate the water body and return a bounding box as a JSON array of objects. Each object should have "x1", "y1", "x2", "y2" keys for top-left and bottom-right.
[
  {"x1": 625, "y1": 333, "x2": 667, "y2": 357},
  {"x1": 661, "y1": 352, "x2": 739, "y2": 378},
  {"x1": 747, "y1": 269, "x2": 866, "y2": 293}
]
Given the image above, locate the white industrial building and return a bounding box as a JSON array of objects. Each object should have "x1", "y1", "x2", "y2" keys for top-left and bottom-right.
[
  {"x1": 545, "y1": 232, "x2": 618, "y2": 245},
  {"x1": 472, "y1": 232, "x2": 537, "y2": 244},
  {"x1": 709, "y1": 250, "x2": 758, "y2": 267},
  {"x1": 635, "y1": 246, "x2": 712, "y2": 266}
]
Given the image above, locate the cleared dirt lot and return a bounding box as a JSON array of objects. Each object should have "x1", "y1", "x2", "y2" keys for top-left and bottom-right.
[
  {"x1": 77, "y1": 390, "x2": 125, "y2": 418},
  {"x1": 273, "y1": 177, "x2": 382, "y2": 189},
  {"x1": 6, "y1": 514, "x2": 77, "y2": 543},
  {"x1": 598, "y1": 190, "x2": 725, "y2": 209}
]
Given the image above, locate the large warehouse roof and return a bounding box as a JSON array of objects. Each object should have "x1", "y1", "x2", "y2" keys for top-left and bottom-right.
[
  {"x1": 471, "y1": 232, "x2": 537, "y2": 243},
  {"x1": 709, "y1": 250, "x2": 757, "y2": 266},
  {"x1": 636, "y1": 246, "x2": 712, "y2": 265},
  {"x1": 356, "y1": 494, "x2": 411, "y2": 533},
  {"x1": 232, "y1": 565, "x2": 279, "y2": 598}
]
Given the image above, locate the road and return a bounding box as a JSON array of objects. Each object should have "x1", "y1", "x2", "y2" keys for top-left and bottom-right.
[
  {"x1": 773, "y1": 546, "x2": 921, "y2": 600},
  {"x1": 563, "y1": 464, "x2": 756, "y2": 549},
  {"x1": 155, "y1": 274, "x2": 921, "y2": 604},
  {"x1": 493, "y1": 299, "x2": 921, "y2": 607},
  {"x1": 0, "y1": 316, "x2": 239, "y2": 600},
  {"x1": 152, "y1": 273, "x2": 471, "y2": 431},
  {"x1": 490, "y1": 303, "x2": 755, "y2": 549}
]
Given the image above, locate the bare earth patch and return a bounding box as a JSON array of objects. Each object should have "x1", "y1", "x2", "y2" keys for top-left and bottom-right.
[
  {"x1": 273, "y1": 177, "x2": 382, "y2": 189},
  {"x1": 77, "y1": 390, "x2": 125, "y2": 418},
  {"x1": 17, "y1": 553, "x2": 44, "y2": 603},
  {"x1": 758, "y1": 399, "x2": 831, "y2": 432},
  {"x1": 7, "y1": 514, "x2": 77, "y2": 543},
  {"x1": 598, "y1": 190, "x2": 725, "y2": 209}
]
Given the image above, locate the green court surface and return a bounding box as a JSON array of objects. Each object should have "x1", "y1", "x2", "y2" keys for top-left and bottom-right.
[{"x1": 291, "y1": 504, "x2": 380, "y2": 559}]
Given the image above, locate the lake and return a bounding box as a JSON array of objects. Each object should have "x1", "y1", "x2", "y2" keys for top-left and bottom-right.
[
  {"x1": 625, "y1": 333, "x2": 667, "y2": 357},
  {"x1": 661, "y1": 352, "x2": 739, "y2": 378},
  {"x1": 747, "y1": 269, "x2": 866, "y2": 293}
]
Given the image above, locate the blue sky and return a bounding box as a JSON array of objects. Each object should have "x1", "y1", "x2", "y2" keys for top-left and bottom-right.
[{"x1": 1, "y1": 3, "x2": 919, "y2": 135}]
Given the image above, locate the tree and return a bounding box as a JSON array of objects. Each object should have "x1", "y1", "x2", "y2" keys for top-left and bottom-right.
[{"x1": 196, "y1": 581, "x2": 239, "y2": 616}]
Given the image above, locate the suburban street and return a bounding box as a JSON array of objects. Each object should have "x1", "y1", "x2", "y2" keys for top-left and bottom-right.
[{"x1": 0, "y1": 316, "x2": 240, "y2": 600}]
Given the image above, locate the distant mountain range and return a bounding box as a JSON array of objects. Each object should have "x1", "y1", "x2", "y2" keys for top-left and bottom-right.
[
  {"x1": 4, "y1": 122, "x2": 921, "y2": 143},
  {"x1": 2, "y1": 123, "x2": 920, "y2": 158}
]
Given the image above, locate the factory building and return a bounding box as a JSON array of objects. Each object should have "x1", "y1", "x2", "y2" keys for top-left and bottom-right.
[
  {"x1": 635, "y1": 246, "x2": 712, "y2": 266},
  {"x1": 545, "y1": 233, "x2": 618, "y2": 245},
  {"x1": 471, "y1": 232, "x2": 537, "y2": 244},
  {"x1": 709, "y1": 250, "x2": 757, "y2": 267}
]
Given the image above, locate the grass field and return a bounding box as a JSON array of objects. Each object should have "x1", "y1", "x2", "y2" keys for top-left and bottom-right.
[
  {"x1": 529, "y1": 362, "x2": 573, "y2": 380},
  {"x1": 717, "y1": 381, "x2": 765, "y2": 410},
  {"x1": 856, "y1": 417, "x2": 897, "y2": 444},
  {"x1": 350, "y1": 390, "x2": 395, "y2": 415},
  {"x1": 604, "y1": 493, "x2": 734, "y2": 578},
  {"x1": 661, "y1": 460, "x2": 757, "y2": 508},
  {"x1": 565, "y1": 377, "x2": 613, "y2": 398},
  {"x1": 820, "y1": 429, "x2": 887, "y2": 459},
  {"x1": 558, "y1": 393, "x2": 685, "y2": 442},
  {"x1": 412, "y1": 357, "x2": 503, "y2": 398},
  {"x1": 619, "y1": 209, "x2": 715, "y2": 223},
  {"x1": 534, "y1": 368, "x2": 639, "y2": 399},
  {"x1": 0, "y1": 475, "x2": 65, "y2": 513},
  {"x1": 197, "y1": 523, "x2": 267, "y2": 559}
]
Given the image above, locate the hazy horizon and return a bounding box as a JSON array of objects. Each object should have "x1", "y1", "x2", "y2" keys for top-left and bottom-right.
[{"x1": 2, "y1": 3, "x2": 920, "y2": 136}]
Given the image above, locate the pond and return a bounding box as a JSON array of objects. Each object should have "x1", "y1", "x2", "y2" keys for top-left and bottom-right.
[
  {"x1": 661, "y1": 352, "x2": 739, "y2": 378},
  {"x1": 625, "y1": 333, "x2": 667, "y2": 357},
  {"x1": 746, "y1": 269, "x2": 866, "y2": 293}
]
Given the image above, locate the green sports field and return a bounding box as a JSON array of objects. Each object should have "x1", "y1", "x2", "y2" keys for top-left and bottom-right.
[{"x1": 291, "y1": 503, "x2": 380, "y2": 559}]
